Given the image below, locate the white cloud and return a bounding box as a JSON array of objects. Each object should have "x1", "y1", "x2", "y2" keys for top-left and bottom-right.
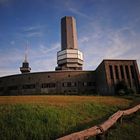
[
  {"x1": 0, "y1": 68, "x2": 19, "y2": 77},
  {"x1": 39, "y1": 43, "x2": 60, "y2": 54},
  {"x1": 78, "y1": 20, "x2": 140, "y2": 70},
  {"x1": 68, "y1": 8, "x2": 92, "y2": 20},
  {"x1": 0, "y1": 42, "x2": 60, "y2": 76},
  {"x1": 20, "y1": 25, "x2": 47, "y2": 38},
  {"x1": 10, "y1": 40, "x2": 15, "y2": 45},
  {"x1": 29, "y1": 42, "x2": 60, "y2": 72}
]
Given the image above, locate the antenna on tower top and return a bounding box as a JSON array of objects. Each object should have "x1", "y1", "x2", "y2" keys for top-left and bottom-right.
[{"x1": 24, "y1": 41, "x2": 29, "y2": 62}]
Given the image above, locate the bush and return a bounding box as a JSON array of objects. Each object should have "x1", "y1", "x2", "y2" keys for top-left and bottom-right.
[{"x1": 115, "y1": 81, "x2": 135, "y2": 95}]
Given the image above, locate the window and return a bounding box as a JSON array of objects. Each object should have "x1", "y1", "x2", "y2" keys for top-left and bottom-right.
[
  {"x1": 83, "y1": 82, "x2": 87, "y2": 86},
  {"x1": 0, "y1": 87, "x2": 4, "y2": 91},
  {"x1": 130, "y1": 65, "x2": 135, "y2": 79},
  {"x1": 8, "y1": 86, "x2": 18, "y2": 90},
  {"x1": 67, "y1": 82, "x2": 71, "y2": 87},
  {"x1": 87, "y1": 82, "x2": 95, "y2": 87},
  {"x1": 115, "y1": 65, "x2": 119, "y2": 79},
  {"x1": 42, "y1": 83, "x2": 55, "y2": 88},
  {"x1": 62, "y1": 83, "x2": 67, "y2": 87},
  {"x1": 23, "y1": 84, "x2": 35, "y2": 89},
  {"x1": 125, "y1": 65, "x2": 130, "y2": 79},
  {"x1": 62, "y1": 82, "x2": 76, "y2": 87},
  {"x1": 83, "y1": 82, "x2": 95, "y2": 87},
  {"x1": 71, "y1": 82, "x2": 76, "y2": 86},
  {"x1": 109, "y1": 65, "x2": 113, "y2": 79},
  {"x1": 120, "y1": 65, "x2": 124, "y2": 79}
]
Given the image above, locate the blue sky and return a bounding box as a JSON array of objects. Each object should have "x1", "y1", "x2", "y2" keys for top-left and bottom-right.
[{"x1": 0, "y1": 0, "x2": 140, "y2": 76}]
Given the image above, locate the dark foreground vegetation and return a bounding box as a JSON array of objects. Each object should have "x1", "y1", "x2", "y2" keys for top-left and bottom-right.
[{"x1": 0, "y1": 95, "x2": 139, "y2": 140}]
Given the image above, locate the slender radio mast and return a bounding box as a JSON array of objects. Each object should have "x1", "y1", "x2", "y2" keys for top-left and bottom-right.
[{"x1": 20, "y1": 41, "x2": 31, "y2": 73}]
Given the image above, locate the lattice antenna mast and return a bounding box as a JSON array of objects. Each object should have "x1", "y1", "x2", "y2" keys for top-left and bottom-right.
[{"x1": 24, "y1": 41, "x2": 29, "y2": 62}]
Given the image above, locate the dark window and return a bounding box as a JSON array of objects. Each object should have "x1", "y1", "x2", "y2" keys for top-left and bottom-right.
[
  {"x1": 8, "y1": 86, "x2": 18, "y2": 90},
  {"x1": 120, "y1": 65, "x2": 124, "y2": 79},
  {"x1": 125, "y1": 65, "x2": 130, "y2": 79},
  {"x1": 115, "y1": 65, "x2": 119, "y2": 79},
  {"x1": 48, "y1": 75, "x2": 50, "y2": 78},
  {"x1": 83, "y1": 82, "x2": 95, "y2": 87},
  {"x1": 0, "y1": 87, "x2": 4, "y2": 91},
  {"x1": 62, "y1": 82, "x2": 76, "y2": 87},
  {"x1": 87, "y1": 82, "x2": 95, "y2": 86},
  {"x1": 109, "y1": 65, "x2": 113, "y2": 79},
  {"x1": 62, "y1": 83, "x2": 67, "y2": 87},
  {"x1": 71, "y1": 82, "x2": 77, "y2": 86},
  {"x1": 130, "y1": 65, "x2": 135, "y2": 79},
  {"x1": 67, "y1": 82, "x2": 71, "y2": 87},
  {"x1": 42, "y1": 83, "x2": 55, "y2": 88},
  {"x1": 83, "y1": 82, "x2": 87, "y2": 86},
  {"x1": 68, "y1": 75, "x2": 70, "y2": 77},
  {"x1": 23, "y1": 84, "x2": 35, "y2": 89}
]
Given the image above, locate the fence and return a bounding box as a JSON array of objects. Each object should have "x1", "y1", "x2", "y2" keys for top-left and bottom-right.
[{"x1": 57, "y1": 104, "x2": 140, "y2": 140}]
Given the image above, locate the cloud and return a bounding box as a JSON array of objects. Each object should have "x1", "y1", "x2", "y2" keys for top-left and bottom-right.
[
  {"x1": 26, "y1": 32, "x2": 43, "y2": 37},
  {"x1": 39, "y1": 43, "x2": 60, "y2": 54},
  {"x1": 30, "y1": 42, "x2": 60, "y2": 72},
  {"x1": 0, "y1": 68, "x2": 19, "y2": 77},
  {"x1": 78, "y1": 21, "x2": 140, "y2": 70},
  {"x1": 0, "y1": 41, "x2": 60, "y2": 76},
  {"x1": 68, "y1": 8, "x2": 92, "y2": 20},
  {"x1": 20, "y1": 25, "x2": 47, "y2": 38},
  {"x1": 10, "y1": 40, "x2": 15, "y2": 45}
]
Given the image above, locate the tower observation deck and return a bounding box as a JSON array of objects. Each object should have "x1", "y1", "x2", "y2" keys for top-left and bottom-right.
[
  {"x1": 56, "y1": 16, "x2": 83, "y2": 70},
  {"x1": 20, "y1": 48, "x2": 31, "y2": 73}
]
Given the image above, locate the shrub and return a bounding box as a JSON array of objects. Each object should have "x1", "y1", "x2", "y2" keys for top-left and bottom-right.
[{"x1": 115, "y1": 81, "x2": 135, "y2": 95}]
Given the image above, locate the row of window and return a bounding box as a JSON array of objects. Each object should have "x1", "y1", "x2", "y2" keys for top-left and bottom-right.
[
  {"x1": 42, "y1": 83, "x2": 56, "y2": 88},
  {"x1": 0, "y1": 82, "x2": 95, "y2": 91},
  {"x1": 109, "y1": 65, "x2": 135, "y2": 80}
]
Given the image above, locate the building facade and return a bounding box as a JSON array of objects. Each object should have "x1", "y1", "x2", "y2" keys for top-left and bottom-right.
[
  {"x1": 0, "y1": 16, "x2": 140, "y2": 95},
  {"x1": 96, "y1": 60, "x2": 140, "y2": 95},
  {"x1": 0, "y1": 59, "x2": 139, "y2": 95}
]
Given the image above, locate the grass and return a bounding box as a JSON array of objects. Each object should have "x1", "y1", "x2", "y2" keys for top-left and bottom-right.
[
  {"x1": 0, "y1": 95, "x2": 138, "y2": 140},
  {"x1": 0, "y1": 95, "x2": 131, "y2": 106},
  {"x1": 108, "y1": 112, "x2": 140, "y2": 140}
]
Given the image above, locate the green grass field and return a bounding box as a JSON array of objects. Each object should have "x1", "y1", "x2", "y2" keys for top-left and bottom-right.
[{"x1": 0, "y1": 95, "x2": 139, "y2": 140}]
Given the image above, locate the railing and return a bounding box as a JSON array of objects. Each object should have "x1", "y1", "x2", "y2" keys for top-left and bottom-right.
[{"x1": 57, "y1": 104, "x2": 140, "y2": 140}]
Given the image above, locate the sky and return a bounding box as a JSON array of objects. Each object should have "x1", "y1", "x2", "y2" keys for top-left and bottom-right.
[{"x1": 0, "y1": 0, "x2": 140, "y2": 76}]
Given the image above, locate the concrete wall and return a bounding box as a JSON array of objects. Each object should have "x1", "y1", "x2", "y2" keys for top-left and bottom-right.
[
  {"x1": 95, "y1": 61, "x2": 109, "y2": 95},
  {"x1": 98, "y1": 60, "x2": 140, "y2": 95},
  {"x1": 0, "y1": 71, "x2": 96, "y2": 95}
]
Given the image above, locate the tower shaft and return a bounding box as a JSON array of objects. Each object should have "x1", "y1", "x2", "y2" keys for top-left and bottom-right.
[{"x1": 61, "y1": 16, "x2": 78, "y2": 50}]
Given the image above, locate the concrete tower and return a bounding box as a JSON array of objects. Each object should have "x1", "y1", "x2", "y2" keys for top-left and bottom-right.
[
  {"x1": 56, "y1": 16, "x2": 83, "y2": 70},
  {"x1": 20, "y1": 48, "x2": 31, "y2": 73}
]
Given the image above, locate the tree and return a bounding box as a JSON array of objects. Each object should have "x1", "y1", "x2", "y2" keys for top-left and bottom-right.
[{"x1": 115, "y1": 81, "x2": 134, "y2": 95}]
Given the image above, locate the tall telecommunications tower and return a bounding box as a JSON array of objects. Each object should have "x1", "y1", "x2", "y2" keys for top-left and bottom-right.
[{"x1": 56, "y1": 16, "x2": 84, "y2": 70}]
